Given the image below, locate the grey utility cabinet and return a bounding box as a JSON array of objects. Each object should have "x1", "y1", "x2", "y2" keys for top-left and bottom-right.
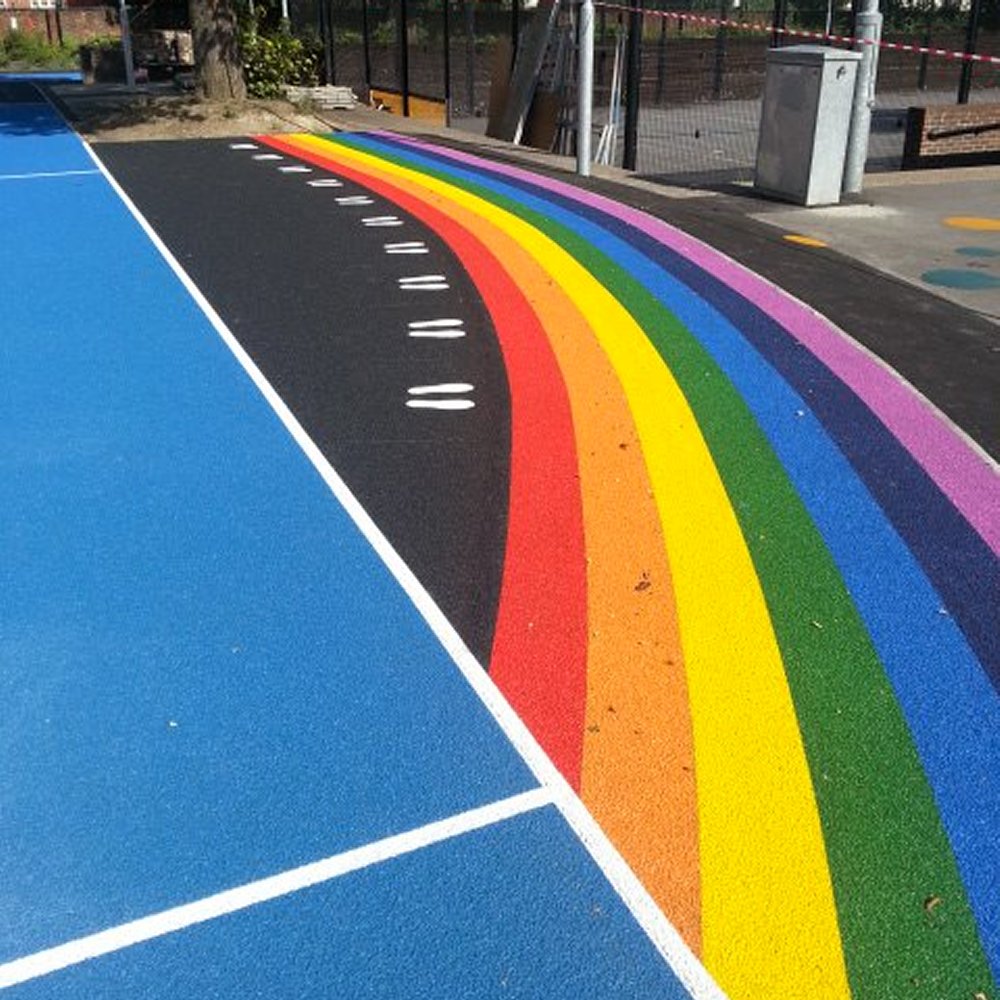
[{"x1": 754, "y1": 45, "x2": 862, "y2": 206}]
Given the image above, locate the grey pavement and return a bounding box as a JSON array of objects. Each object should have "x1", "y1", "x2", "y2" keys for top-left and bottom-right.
[{"x1": 750, "y1": 167, "x2": 1000, "y2": 323}]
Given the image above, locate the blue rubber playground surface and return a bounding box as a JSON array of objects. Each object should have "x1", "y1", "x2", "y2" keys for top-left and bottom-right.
[{"x1": 1, "y1": 84, "x2": 716, "y2": 997}]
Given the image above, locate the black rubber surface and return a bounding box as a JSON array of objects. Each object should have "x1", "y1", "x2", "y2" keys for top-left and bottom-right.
[{"x1": 95, "y1": 137, "x2": 511, "y2": 665}]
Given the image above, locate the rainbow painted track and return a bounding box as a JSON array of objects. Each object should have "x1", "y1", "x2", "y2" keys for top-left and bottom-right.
[
  {"x1": 253, "y1": 132, "x2": 1000, "y2": 1000},
  {"x1": 4, "y1": 82, "x2": 999, "y2": 1000}
]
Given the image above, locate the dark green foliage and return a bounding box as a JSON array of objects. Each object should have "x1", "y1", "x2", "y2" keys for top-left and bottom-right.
[
  {"x1": 240, "y1": 13, "x2": 320, "y2": 97},
  {"x1": 0, "y1": 30, "x2": 80, "y2": 69}
]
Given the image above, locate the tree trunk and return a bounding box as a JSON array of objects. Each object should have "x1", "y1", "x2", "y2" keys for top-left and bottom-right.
[{"x1": 189, "y1": 0, "x2": 246, "y2": 100}]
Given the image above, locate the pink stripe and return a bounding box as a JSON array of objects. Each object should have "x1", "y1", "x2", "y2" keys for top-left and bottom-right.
[{"x1": 385, "y1": 132, "x2": 1000, "y2": 554}]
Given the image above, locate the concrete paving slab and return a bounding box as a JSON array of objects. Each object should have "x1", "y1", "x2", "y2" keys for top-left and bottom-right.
[{"x1": 751, "y1": 167, "x2": 1000, "y2": 322}]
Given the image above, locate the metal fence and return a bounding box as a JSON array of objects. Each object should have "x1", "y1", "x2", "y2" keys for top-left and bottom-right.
[
  {"x1": 289, "y1": 0, "x2": 532, "y2": 125},
  {"x1": 618, "y1": 4, "x2": 999, "y2": 182},
  {"x1": 292, "y1": 0, "x2": 999, "y2": 185}
]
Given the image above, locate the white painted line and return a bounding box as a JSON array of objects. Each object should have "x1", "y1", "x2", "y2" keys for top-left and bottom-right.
[
  {"x1": 307, "y1": 178, "x2": 344, "y2": 188},
  {"x1": 278, "y1": 165, "x2": 312, "y2": 174},
  {"x1": 384, "y1": 242, "x2": 428, "y2": 256},
  {"x1": 408, "y1": 328, "x2": 466, "y2": 339},
  {"x1": 398, "y1": 275, "x2": 450, "y2": 291},
  {"x1": 0, "y1": 169, "x2": 100, "y2": 182},
  {"x1": 229, "y1": 142, "x2": 258, "y2": 150},
  {"x1": 335, "y1": 195, "x2": 375, "y2": 206},
  {"x1": 362, "y1": 216, "x2": 404, "y2": 227},
  {"x1": 252, "y1": 154, "x2": 283, "y2": 161},
  {"x1": 83, "y1": 138, "x2": 727, "y2": 1000},
  {"x1": 408, "y1": 319, "x2": 465, "y2": 339},
  {"x1": 408, "y1": 319, "x2": 464, "y2": 330},
  {"x1": 406, "y1": 399, "x2": 476, "y2": 411},
  {"x1": 0, "y1": 789, "x2": 551, "y2": 989},
  {"x1": 408, "y1": 383, "x2": 474, "y2": 396}
]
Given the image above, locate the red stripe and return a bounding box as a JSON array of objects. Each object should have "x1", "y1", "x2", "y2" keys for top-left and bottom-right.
[{"x1": 260, "y1": 134, "x2": 589, "y2": 788}]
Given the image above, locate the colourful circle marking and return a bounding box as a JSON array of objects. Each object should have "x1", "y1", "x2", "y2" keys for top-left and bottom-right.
[
  {"x1": 921, "y1": 268, "x2": 1000, "y2": 290},
  {"x1": 956, "y1": 246, "x2": 1000, "y2": 258},
  {"x1": 943, "y1": 217, "x2": 1000, "y2": 232}
]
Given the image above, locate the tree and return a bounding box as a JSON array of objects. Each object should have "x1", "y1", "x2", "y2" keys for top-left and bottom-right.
[{"x1": 189, "y1": 0, "x2": 246, "y2": 99}]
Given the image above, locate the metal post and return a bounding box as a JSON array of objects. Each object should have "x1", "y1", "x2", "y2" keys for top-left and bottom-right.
[
  {"x1": 771, "y1": 0, "x2": 785, "y2": 48},
  {"x1": 578, "y1": 0, "x2": 595, "y2": 176},
  {"x1": 464, "y1": 0, "x2": 475, "y2": 115},
  {"x1": 399, "y1": 0, "x2": 411, "y2": 116},
  {"x1": 361, "y1": 0, "x2": 372, "y2": 93},
  {"x1": 958, "y1": 0, "x2": 981, "y2": 105},
  {"x1": 443, "y1": 0, "x2": 452, "y2": 125},
  {"x1": 623, "y1": 0, "x2": 643, "y2": 170},
  {"x1": 712, "y1": 0, "x2": 726, "y2": 100},
  {"x1": 511, "y1": 0, "x2": 521, "y2": 68},
  {"x1": 597, "y1": 5, "x2": 606, "y2": 85},
  {"x1": 118, "y1": 0, "x2": 136, "y2": 88},
  {"x1": 917, "y1": 27, "x2": 930, "y2": 91},
  {"x1": 843, "y1": 0, "x2": 881, "y2": 194},
  {"x1": 319, "y1": 0, "x2": 334, "y2": 86}
]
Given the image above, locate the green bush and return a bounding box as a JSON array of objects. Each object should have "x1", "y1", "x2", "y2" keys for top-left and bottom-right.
[
  {"x1": 0, "y1": 30, "x2": 79, "y2": 69},
  {"x1": 84, "y1": 34, "x2": 125, "y2": 51},
  {"x1": 370, "y1": 18, "x2": 396, "y2": 45},
  {"x1": 239, "y1": 16, "x2": 320, "y2": 98}
]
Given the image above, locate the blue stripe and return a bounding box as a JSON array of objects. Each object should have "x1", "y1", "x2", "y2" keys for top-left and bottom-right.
[{"x1": 341, "y1": 132, "x2": 1000, "y2": 977}]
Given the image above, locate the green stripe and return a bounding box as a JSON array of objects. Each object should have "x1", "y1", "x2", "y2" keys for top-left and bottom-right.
[{"x1": 332, "y1": 134, "x2": 995, "y2": 999}]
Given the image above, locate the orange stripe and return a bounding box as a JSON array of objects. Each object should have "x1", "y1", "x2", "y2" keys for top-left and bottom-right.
[{"x1": 276, "y1": 133, "x2": 702, "y2": 948}]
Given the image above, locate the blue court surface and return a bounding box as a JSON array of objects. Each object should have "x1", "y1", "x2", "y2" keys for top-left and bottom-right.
[{"x1": 1, "y1": 87, "x2": 717, "y2": 996}]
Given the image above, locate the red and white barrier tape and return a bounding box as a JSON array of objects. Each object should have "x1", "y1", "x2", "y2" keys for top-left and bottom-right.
[{"x1": 592, "y1": 1, "x2": 1000, "y2": 66}]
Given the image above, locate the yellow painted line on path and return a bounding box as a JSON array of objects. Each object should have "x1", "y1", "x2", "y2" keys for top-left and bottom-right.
[
  {"x1": 784, "y1": 233, "x2": 829, "y2": 248},
  {"x1": 943, "y1": 216, "x2": 1000, "y2": 231}
]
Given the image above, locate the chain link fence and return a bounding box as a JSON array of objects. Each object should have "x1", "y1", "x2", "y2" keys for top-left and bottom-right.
[
  {"x1": 623, "y1": 2, "x2": 999, "y2": 182},
  {"x1": 291, "y1": 0, "x2": 999, "y2": 185}
]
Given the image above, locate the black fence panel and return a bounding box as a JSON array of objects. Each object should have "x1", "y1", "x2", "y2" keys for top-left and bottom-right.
[{"x1": 290, "y1": 0, "x2": 998, "y2": 185}]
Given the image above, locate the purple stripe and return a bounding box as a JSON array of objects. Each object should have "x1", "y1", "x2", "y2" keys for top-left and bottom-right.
[{"x1": 382, "y1": 132, "x2": 1000, "y2": 555}]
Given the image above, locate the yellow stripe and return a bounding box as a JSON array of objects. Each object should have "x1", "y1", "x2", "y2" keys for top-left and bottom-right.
[{"x1": 290, "y1": 133, "x2": 851, "y2": 998}]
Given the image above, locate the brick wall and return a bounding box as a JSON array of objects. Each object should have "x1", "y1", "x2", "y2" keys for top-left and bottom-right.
[
  {"x1": 0, "y1": 7, "x2": 118, "y2": 44},
  {"x1": 903, "y1": 103, "x2": 1000, "y2": 169}
]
